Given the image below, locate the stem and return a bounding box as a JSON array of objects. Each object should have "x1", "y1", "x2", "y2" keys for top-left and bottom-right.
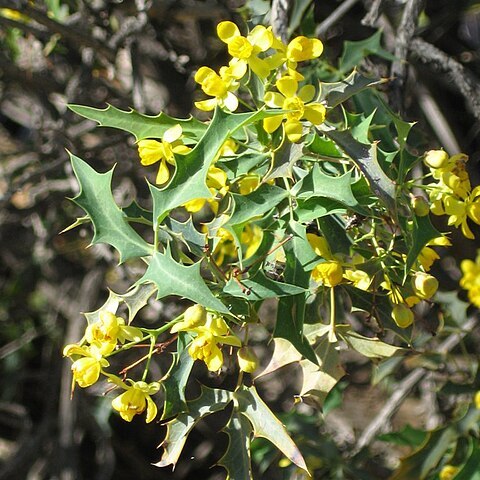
[
  {"x1": 142, "y1": 335, "x2": 156, "y2": 381},
  {"x1": 328, "y1": 287, "x2": 337, "y2": 342},
  {"x1": 282, "y1": 176, "x2": 294, "y2": 222}
]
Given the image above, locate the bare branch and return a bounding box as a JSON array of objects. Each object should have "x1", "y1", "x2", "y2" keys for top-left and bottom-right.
[
  {"x1": 271, "y1": 0, "x2": 290, "y2": 43},
  {"x1": 316, "y1": 0, "x2": 361, "y2": 38}
]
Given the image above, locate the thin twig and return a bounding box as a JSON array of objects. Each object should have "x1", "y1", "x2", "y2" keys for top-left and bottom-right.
[
  {"x1": 390, "y1": 0, "x2": 426, "y2": 112},
  {"x1": 271, "y1": 0, "x2": 290, "y2": 43},
  {"x1": 409, "y1": 37, "x2": 480, "y2": 122},
  {"x1": 316, "y1": 0, "x2": 360, "y2": 38},
  {"x1": 352, "y1": 316, "x2": 478, "y2": 454},
  {"x1": 361, "y1": 0, "x2": 385, "y2": 27}
]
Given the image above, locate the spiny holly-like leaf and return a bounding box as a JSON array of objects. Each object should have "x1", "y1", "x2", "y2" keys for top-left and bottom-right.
[
  {"x1": 338, "y1": 31, "x2": 396, "y2": 74},
  {"x1": 295, "y1": 198, "x2": 346, "y2": 222},
  {"x1": 70, "y1": 153, "x2": 153, "y2": 263},
  {"x1": 84, "y1": 283, "x2": 157, "y2": 324},
  {"x1": 339, "y1": 330, "x2": 404, "y2": 359},
  {"x1": 264, "y1": 141, "x2": 303, "y2": 181},
  {"x1": 235, "y1": 385, "x2": 308, "y2": 474},
  {"x1": 164, "y1": 217, "x2": 206, "y2": 257},
  {"x1": 275, "y1": 221, "x2": 318, "y2": 365},
  {"x1": 150, "y1": 107, "x2": 277, "y2": 226},
  {"x1": 325, "y1": 129, "x2": 397, "y2": 215},
  {"x1": 223, "y1": 271, "x2": 305, "y2": 300},
  {"x1": 155, "y1": 386, "x2": 233, "y2": 469},
  {"x1": 68, "y1": 104, "x2": 207, "y2": 141},
  {"x1": 405, "y1": 214, "x2": 441, "y2": 276},
  {"x1": 321, "y1": 70, "x2": 386, "y2": 108},
  {"x1": 225, "y1": 184, "x2": 289, "y2": 227},
  {"x1": 293, "y1": 164, "x2": 358, "y2": 207},
  {"x1": 218, "y1": 413, "x2": 253, "y2": 480},
  {"x1": 161, "y1": 333, "x2": 194, "y2": 420},
  {"x1": 137, "y1": 245, "x2": 228, "y2": 314}
]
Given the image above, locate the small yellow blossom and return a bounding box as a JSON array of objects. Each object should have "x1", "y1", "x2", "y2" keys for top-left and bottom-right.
[
  {"x1": 443, "y1": 186, "x2": 480, "y2": 239},
  {"x1": 180, "y1": 313, "x2": 241, "y2": 372},
  {"x1": 381, "y1": 276, "x2": 404, "y2": 305},
  {"x1": 391, "y1": 304, "x2": 414, "y2": 328},
  {"x1": 344, "y1": 269, "x2": 371, "y2": 291},
  {"x1": 217, "y1": 21, "x2": 274, "y2": 78},
  {"x1": 171, "y1": 304, "x2": 207, "y2": 333},
  {"x1": 237, "y1": 346, "x2": 259, "y2": 373},
  {"x1": 418, "y1": 236, "x2": 451, "y2": 271},
  {"x1": 307, "y1": 233, "x2": 332, "y2": 259},
  {"x1": 213, "y1": 228, "x2": 237, "y2": 265},
  {"x1": 85, "y1": 311, "x2": 143, "y2": 351},
  {"x1": 474, "y1": 391, "x2": 480, "y2": 409},
  {"x1": 237, "y1": 174, "x2": 261, "y2": 195},
  {"x1": 411, "y1": 196, "x2": 430, "y2": 217},
  {"x1": 460, "y1": 252, "x2": 480, "y2": 307},
  {"x1": 413, "y1": 272, "x2": 438, "y2": 299},
  {"x1": 424, "y1": 149, "x2": 449, "y2": 169},
  {"x1": 194, "y1": 61, "x2": 246, "y2": 112},
  {"x1": 111, "y1": 380, "x2": 160, "y2": 423},
  {"x1": 311, "y1": 260, "x2": 344, "y2": 287},
  {"x1": 263, "y1": 76, "x2": 326, "y2": 142},
  {"x1": 241, "y1": 224, "x2": 263, "y2": 259},
  {"x1": 63, "y1": 344, "x2": 109, "y2": 388},
  {"x1": 137, "y1": 124, "x2": 191, "y2": 185},
  {"x1": 439, "y1": 465, "x2": 459, "y2": 480}
]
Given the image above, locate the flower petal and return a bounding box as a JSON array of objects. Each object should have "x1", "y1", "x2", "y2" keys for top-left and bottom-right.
[
  {"x1": 263, "y1": 115, "x2": 283, "y2": 134},
  {"x1": 222, "y1": 91, "x2": 239, "y2": 111},
  {"x1": 217, "y1": 21, "x2": 240, "y2": 43},
  {"x1": 264, "y1": 91, "x2": 284, "y2": 108},
  {"x1": 145, "y1": 395, "x2": 158, "y2": 423},
  {"x1": 276, "y1": 76, "x2": 298, "y2": 98},
  {"x1": 156, "y1": 159, "x2": 171, "y2": 185},
  {"x1": 298, "y1": 84, "x2": 315, "y2": 103},
  {"x1": 195, "y1": 98, "x2": 218, "y2": 111},
  {"x1": 163, "y1": 124, "x2": 182, "y2": 143},
  {"x1": 248, "y1": 56, "x2": 271, "y2": 79},
  {"x1": 248, "y1": 25, "x2": 273, "y2": 51},
  {"x1": 304, "y1": 103, "x2": 326, "y2": 125},
  {"x1": 284, "y1": 120, "x2": 303, "y2": 142}
]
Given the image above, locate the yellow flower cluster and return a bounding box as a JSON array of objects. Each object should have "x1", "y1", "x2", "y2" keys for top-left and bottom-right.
[
  {"x1": 460, "y1": 251, "x2": 480, "y2": 307},
  {"x1": 171, "y1": 304, "x2": 241, "y2": 372},
  {"x1": 425, "y1": 150, "x2": 480, "y2": 239},
  {"x1": 64, "y1": 312, "x2": 159, "y2": 423},
  {"x1": 194, "y1": 21, "x2": 326, "y2": 143},
  {"x1": 63, "y1": 311, "x2": 142, "y2": 388}
]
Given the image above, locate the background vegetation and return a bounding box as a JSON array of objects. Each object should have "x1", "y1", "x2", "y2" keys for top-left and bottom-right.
[{"x1": 1, "y1": 0, "x2": 479, "y2": 479}]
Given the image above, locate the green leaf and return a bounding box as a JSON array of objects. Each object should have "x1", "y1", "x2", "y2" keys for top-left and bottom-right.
[
  {"x1": 274, "y1": 221, "x2": 318, "y2": 364},
  {"x1": 226, "y1": 184, "x2": 289, "y2": 226},
  {"x1": 317, "y1": 215, "x2": 352, "y2": 256},
  {"x1": 161, "y1": 333, "x2": 194, "y2": 420},
  {"x1": 222, "y1": 152, "x2": 270, "y2": 180},
  {"x1": 321, "y1": 70, "x2": 386, "y2": 108},
  {"x1": 405, "y1": 215, "x2": 441, "y2": 276},
  {"x1": 150, "y1": 107, "x2": 277, "y2": 226},
  {"x1": 263, "y1": 141, "x2": 304, "y2": 181},
  {"x1": 455, "y1": 440, "x2": 480, "y2": 480},
  {"x1": 68, "y1": 104, "x2": 207, "y2": 141},
  {"x1": 339, "y1": 330, "x2": 404, "y2": 359},
  {"x1": 218, "y1": 413, "x2": 253, "y2": 480},
  {"x1": 223, "y1": 271, "x2": 305, "y2": 300},
  {"x1": 83, "y1": 284, "x2": 157, "y2": 324},
  {"x1": 325, "y1": 129, "x2": 397, "y2": 215},
  {"x1": 137, "y1": 245, "x2": 228, "y2": 314},
  {"x1": 322, "y1": 381, "x2": 348, "y2": 416},
  {"x1": 293, "y1": 164, "x2": 358, "y2": 207},
  {"x1": 307, "y1": 134, "x2": 343, "y2": 158},
  {"x1": 235, "y1": 385, "x2": 308, "y2": 473},
  {"x1": 70, "y1": 153, "x2": 153, "y2": 262},
  {"x1": 294, "y1": 198, "x2": 346, "y2": 222},
  {"x1": 378, "y1": 425, "x2": 428, "y2": 447},
  {"x1": 163, "y1": 217, "x2": 206, "y2": 257},
  {"x1": 155, "y1": 386, "x2": 233, "y2": 468},
  {"x1": 338, "y1": 31, "x2": 396, "y2": 73}
]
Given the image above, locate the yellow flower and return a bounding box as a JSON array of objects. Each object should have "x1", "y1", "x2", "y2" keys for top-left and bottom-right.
[
  {"x1": 460, "y1": 252, "x2": 480, "y2": 307},
  {"x1": 475, "y1": 391, "x2": 480, "y2": 409},
  {"x1": 413, "y1": 272, "x2": 439, "y2": 300},
  {"x1": 307, "y1": 233, "x2": 332, "y2": 259},
  {"x1": 241, "y1": 224, "x2": 263, "y2": 259},
  {"x1": 111, "y1": 380, "x2": 160, "y2": 423},
  {"x1": 344, "y1": 269, "x2": 371, "y2": 291},
  {"x1": 237, "y1": 346, "x2": 259, "y2": 373},
  {"x1": 186, "y1": 314, "x2": 241, "y2": 372},
  {"x1": 263, "y1": 76, "x2": 326, "y2": 142},
  {"x1": 439, "y1": 465, "x2": 459, "y2": 480},
  {"x1": 217, "y1": 21, "x2": 273, "y2": 78},
  {"x1": 85, "y1": 311, "x2": 143, "y2": 350},
  {"x1": 424, "y1": 149, "x2": 449, "y2": 169},
  {"x1": 237, "y1": 174, "x2": 261, "y2": 195},
  {"x1": 311, "y1": 261, "x2": 344, "y2": 287},
  {"x1": 443, "y1": 186, "x2": 480, "y2": 239},
  {"x1": 63, "y1": 344, "x2": 109, "y2": 388},
  {"x1": 391, "y1": 304, "x2": 414, "y2": 328},
  {"x1": 268, "y1": 35, "x2": 324, "y2": 79},
  {"x1": 411, "y1": 196, "x2": 430, "y2": 217},
  {"x1": 137, "y1": 124, "x2": 191, "y2": 185},
  {"x1": 418, "y1": 236, "x2": 451, "y2": 271},
  {"x1": 171, "y1": 304, "x2": 207, "y2": 333},
  {"x1": 213, "y1": 228, "x2": 237, "y2": 265},
  {"x1": 183, "y1": 165, "x2": 229, "y2": 213},
  {"x1": 194, "y1": 61, "x2": 246, "y2": 111},
  {"x1": 381, "y1": 276, "x2": 404, "y2": 305}
]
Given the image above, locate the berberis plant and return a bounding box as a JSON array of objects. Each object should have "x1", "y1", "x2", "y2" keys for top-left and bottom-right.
[{"x1": 63, "y1": 18, "x2": 480, "y2": 479}]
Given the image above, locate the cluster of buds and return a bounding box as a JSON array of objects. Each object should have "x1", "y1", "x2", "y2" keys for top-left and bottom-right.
[
  {"x1": 425, "y1": 150, "x2": 480, "y2": 239},
  {"x1": 460, "y1": 250, "x2": 480, "y2": 308}
]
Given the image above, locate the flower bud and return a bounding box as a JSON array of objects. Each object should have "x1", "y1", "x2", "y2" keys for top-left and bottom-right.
[
  {"x1": 413, "y1": 272, "x2": 439, "y2": 299},
  {"x1": 475, "y1": 391, "x2": 480, "y2": 410},
  {"x1": 411, "y1": 196, "x2": 430, "y2": 217},
  {"x1": 237, "y1": 346, "x2": 259, "y2": 373},
  {"x1": 439, "y1": 465, "x2": 459, "y2": 480},
  {"x1": 424, "y1": 150, "x2": 448, "y2": 169},
  {"x1": 392, "y1": 304, "x2": 414, "y2": 328},
  {"x1": 183, "y1": 304, "x2": 207, "y2": 329}
]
